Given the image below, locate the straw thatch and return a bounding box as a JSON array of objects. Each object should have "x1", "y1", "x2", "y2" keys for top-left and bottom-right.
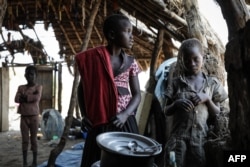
[{"x1": 1, "y1": 0, "x2": 222, "y2": 71}]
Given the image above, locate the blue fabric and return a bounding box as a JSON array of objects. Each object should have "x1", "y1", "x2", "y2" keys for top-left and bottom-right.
[
  {"x1": 38, "y1": 142, "x2": 84, "y2": 167},
  {"x1": 154, "y1": 57, "x2": 177, "y2": 109}
]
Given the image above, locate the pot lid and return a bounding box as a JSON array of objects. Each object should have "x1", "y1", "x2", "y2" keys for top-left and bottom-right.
[{"x1": 96, "y1": 132, "x2": 162, "y2": 157}]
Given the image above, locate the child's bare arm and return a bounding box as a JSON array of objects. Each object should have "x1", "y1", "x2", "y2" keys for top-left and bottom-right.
[
  {"x1": 77, "y1": 80, "x2": 86, "y2": 116},
  {"x1": 112, "y1": 75, "x2": 141, "y2": 128},
  {"x1": 206, "y1": 100, "x2": 220, "y2": 116},
  {"x1": 14, "y1": 86, "x2": 23, "y2": 103},
  {"x1": 26, "y1": 85, "x2": 43, "y2": 103}
]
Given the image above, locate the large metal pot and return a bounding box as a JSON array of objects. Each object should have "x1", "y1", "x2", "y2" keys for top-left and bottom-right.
[{"x1": 96, "y1": 132, "x2": 162, "y2": 167}]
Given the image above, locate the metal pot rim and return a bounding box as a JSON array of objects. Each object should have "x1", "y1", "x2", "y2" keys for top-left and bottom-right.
[{"x1": 96, "y1": 132, "x2": 162, "y2": 157}]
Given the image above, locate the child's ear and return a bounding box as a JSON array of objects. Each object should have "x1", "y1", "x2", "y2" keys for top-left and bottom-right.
[{"x1": 108, "y1": 30, "x2": 115, "y2": 41}]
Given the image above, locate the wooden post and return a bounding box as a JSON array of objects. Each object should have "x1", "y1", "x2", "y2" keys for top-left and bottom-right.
[
  {"x1": 47, "y1": 0, "x2": 102, "y2": 166},
  {"x1": 147, "y1": 29, "x2": 164, "y2": 93},
  {"x1": 36, "y1": 66, "x2": 54, "y2": 114},
  {"x1": 162, "y1": 34, "x2": 175, "y2": 60},
  {"x1": 216, "y1": 0, "x2": 249, "y2": 40},
  {"x1": 216, "y1": 0, "x2": 250, "y2": 150},
  {"x1": 0, "y1": 0, "x2": 7, "y2": 30},
  {"x1": 0, "y1": 67, "x2": 9, "y2": 132},
  {"x1": 57, "y1": 63, "x2": 62, "y2": 112},
  {"x1": 143, "y1": 29, "x2": 164, "y2": 144}
]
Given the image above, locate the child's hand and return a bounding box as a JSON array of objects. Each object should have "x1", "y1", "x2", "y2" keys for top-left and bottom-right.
[
  {"x1": 111, "y1": 112, "x2": 129, "y2": 129},
  {"x1": 191, "y1": 92, "x2": 209, "y2": 106},
  {"x1": 19, "y1": 94, "x2": 27, "y2": 103},
  {"x1": 175, "y1": 99, "x2": 194, "y2": 112}
]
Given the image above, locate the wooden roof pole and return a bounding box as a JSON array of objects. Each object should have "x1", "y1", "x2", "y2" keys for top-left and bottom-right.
[
  {"x1": 162, "y1": 34, "x2": 176, "y2": 60},
  {"x1": 144, "y1": 60, "x2": 149, "y2": 69},
  {"x1": 133, "y1": 36, "x2": 153, "y2": 52},
  {"x1": 123, "y1": 1, "x2": 160, "y2": 27},
  {"x1": 50, "y1": 1, "x2": 77, "y2": 55},
  {"x1": 46, "y1": 0, "x2": 102, "y2": 166},
  {"x1": 147, "y1": 29, "x2": 164, "y2": 93},
  {"x1": 80, "y1": 1, "x2": 101, "y2": 51},
  {"x1": 94, "y1": 25, "x2": 103, "y2": 43},
  {"x1": 146, "y1": 0, "x2": 188, "y2": 27},
  {"x1": 63, "y1": 6, "x2": 83, "y2": 45},
  {"x1": 0, "y1": 0, "x2": 7, "y2": 30},
  {"x1": 123, "y1": 0, "x2": 185, "y2": 41}
]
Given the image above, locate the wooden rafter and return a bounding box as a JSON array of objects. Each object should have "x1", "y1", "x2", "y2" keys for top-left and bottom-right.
[
  {"x1": 133, "y1": 36, "x2": 154, "y2": 52},
  {"x1": 144, "y1": 60, "x2": 149, "y2": 68},
  {"x1": 50, "y1": 1, "x2": 77, "y2": 54},
  {"x1": 94, "y1": 25, "x2": 103, "y2": 43},
  {"x1": 89, "y1": 39, "x2": 95, "y2": 48},
  {"x1": 147, "y1": 0, "x2": 187, "y2": 27},
  {"x1": 63, "y1": 6, "x2": 83, "y2": 45},
  {"x1": 121, "y1": 1, "x2": 161, "y2": 28},
  {"x1": 137, "y1": 58, "x2": 152, "y2": 61},
  {"x1": 137, "y1": 60, "x2": 144, "y2": 71},
  {"x1": 0, "y1": 31, "x2": 15, "y2": 64},
  {"x1": 1, "y1": 0, "x2": 189, "y2": 70},
  {"x1": 0, "y1": 0, "x2": 7, "y2": 33},
  {"x1": 120, "y1": 0, "x2": 187, "y2": 40}
]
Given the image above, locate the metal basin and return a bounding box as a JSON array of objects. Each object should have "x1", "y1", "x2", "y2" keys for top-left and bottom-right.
[{"x1": 96, "y1": 132, "x2": 162, "y2": 167}]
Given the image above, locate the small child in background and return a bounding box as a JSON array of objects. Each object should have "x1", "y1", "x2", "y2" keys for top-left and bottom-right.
[
  {"x1": 164, "y1": 38, "x2": 228, "y2": 167},
  {"x1": 15, "y1": 66, "x2": 43, "y2": 167}
]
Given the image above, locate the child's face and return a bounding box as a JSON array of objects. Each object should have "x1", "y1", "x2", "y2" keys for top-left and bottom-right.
[
  {"x1": 25, "y1": 69, "x2": 36, "y2": 84},
  {"x1": 113, "y1": 19, "x2": 134, "y2": 49},
  {"x1": 183, "y1": 46, "x2": 203, "y2": 75}
]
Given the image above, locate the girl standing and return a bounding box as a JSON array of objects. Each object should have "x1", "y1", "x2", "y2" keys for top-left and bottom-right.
[{"x1": 76, "y1": 14, "x2": 141, "y2": 167}]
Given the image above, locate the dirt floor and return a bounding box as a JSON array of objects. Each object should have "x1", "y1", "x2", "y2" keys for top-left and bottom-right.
[{"x1": 0, "y1": 111, "x2": 84, "y2": 167}]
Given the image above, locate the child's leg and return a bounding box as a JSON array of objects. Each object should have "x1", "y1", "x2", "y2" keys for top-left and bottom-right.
[
  {"x1": 29, "y1": 115, "x2": 39, "y2": 152},
  {"x1": 174, "y1": 138, "x2": 187, "y2": 167},
  {"x1": 31, "y1": 151, "x2": 37, "y2": 167},
  {"x1": 21, "y1": 117, "x2": 30, "y2": 151},
  {"x1": 29, "y1": 115, "x2": 39, "y2": 166},
  {"x1": 22, "y1": 150, "x2": 28, "y2": 167},
  {"x1": 186, "y1": 137, "x2": 206, "y2": 167},
  {"x1": 20, "y1": 117, "x2": 29, "y2": 166},
  {"x1": 165, "y1": 137, "x2": 187, "y2": 167},
  {"x1": 81, "y1": 126, "x2": 105, "y2": 167}
]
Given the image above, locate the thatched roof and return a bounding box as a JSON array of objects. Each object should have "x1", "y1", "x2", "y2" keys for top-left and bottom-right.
[{"x1": 1, "y1": 0, "x2": 189, "y2": 70}]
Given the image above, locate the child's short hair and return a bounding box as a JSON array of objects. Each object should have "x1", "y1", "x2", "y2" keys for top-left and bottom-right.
[
  {"x1": 25, "y1": 65, "x2": 37, "y2": 75},
  {"x1": 103, "y1": 14, "x2": 130, "y2": 40},
  {"x1": 179, "y1": 38, "x2": 203, "y2": 55},
  {"x1": 177, "y1": 38, "x2": 203, "y2": 74}
]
